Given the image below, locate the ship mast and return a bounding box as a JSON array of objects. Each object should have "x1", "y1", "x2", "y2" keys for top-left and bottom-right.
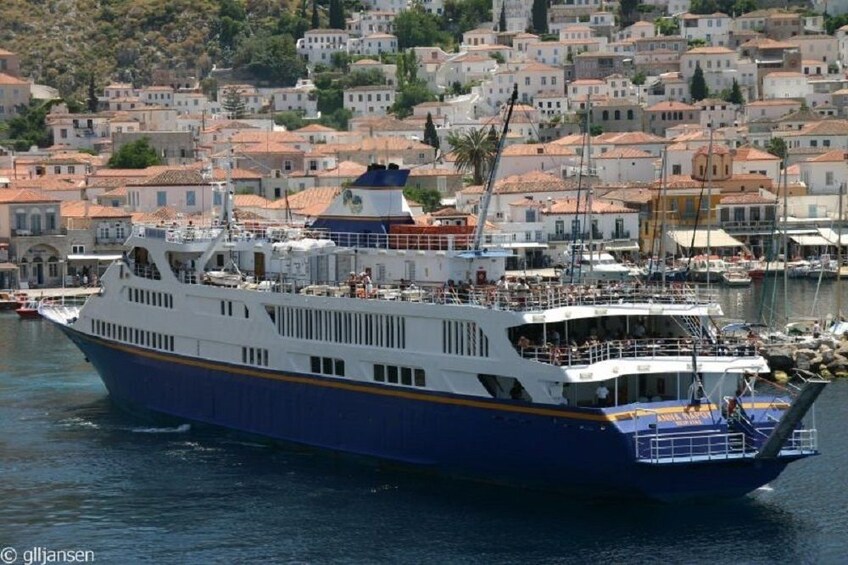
[
  {"x1": 472, "y1": 84, "x2": 518, "y2": 252},
  {"x1": 657, "y1": 147, "x2": 668, "y2": 290},
  {"x1": 837, "y1": 181, "x2": 844, "y2": 320}
]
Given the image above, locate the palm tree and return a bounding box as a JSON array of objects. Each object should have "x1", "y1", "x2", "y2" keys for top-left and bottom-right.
[{"x1": 447, "y1": 128, "x2": 497, "y2": 186}]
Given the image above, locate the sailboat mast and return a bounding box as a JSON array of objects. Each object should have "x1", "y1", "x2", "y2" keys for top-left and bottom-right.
[
  {"x1": 704, "y1": 126, "x2": 714, "y2": 286},
  {"x1": 837, "y1": 181, "x2": 844, "y2": 319},
  {"x1": 658, "y1": 148, "x2": 668, "y2": 290},
  {"x1": 782, "y1": 158, "x2": 789, "y2": 326},
  {"x1": 586, "y1": 96, "x2": 593, "y2": 276}
]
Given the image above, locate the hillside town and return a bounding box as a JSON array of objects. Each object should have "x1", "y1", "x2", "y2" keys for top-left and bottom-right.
[{"x1": 1, "y1": 1, "x2": 848, "y2": 290}]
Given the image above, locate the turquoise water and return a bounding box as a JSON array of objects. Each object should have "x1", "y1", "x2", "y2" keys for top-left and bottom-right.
[{"x1": 1, "y1": 285, "x2": 847, "y2": 564}]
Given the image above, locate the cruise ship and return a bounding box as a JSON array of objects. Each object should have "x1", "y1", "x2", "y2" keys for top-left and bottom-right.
[{"x1": 42, "y1": 165, "x2": 827, "y2": 500}]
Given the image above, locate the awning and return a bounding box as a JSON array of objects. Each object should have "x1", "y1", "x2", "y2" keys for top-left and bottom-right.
[
  {"x1": 666, "y1": 228, "x2": 744, "y2": 249},
  {"x1": 498, "y1": 242, "x2": 549, "y2": 249},
  {"x1": 67, "y1": 254, "x2": 123, "y2": 261},
  {"x1": 818, "y1": 227, "x2": 848, "y2": 246},
  {"x1": 604, "y1": 241, "x2": 639, "y2": 251},
  {"x1": 789, "y1": 234, "x2": 831, "y2": 246},
  {"x1": 0, "y1": 262, "x2": 17, "y2": 271}
]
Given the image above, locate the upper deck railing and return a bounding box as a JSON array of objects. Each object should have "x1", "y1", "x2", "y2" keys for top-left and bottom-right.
[{"x1": 131, "y1": 223, "x2": 538, "y2": 250}]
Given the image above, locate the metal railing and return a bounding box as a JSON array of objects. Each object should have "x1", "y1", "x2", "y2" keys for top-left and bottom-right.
[
  {"x1": 637, "y1": 431, "x2": 750, "y2": 463},
  {"x1": 518, "y1": 337, "x2": 760, "y2": 367},
  {"x1": 150, "y1": 266, "x2": 717, "y2": 313}
]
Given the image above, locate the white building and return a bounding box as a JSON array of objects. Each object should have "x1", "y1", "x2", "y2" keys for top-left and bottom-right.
[
  {"x1": 595, "y1": 148, "x2": 658, "y2": 184},
  {"x1": 679, "y1": 12, "x2": 731, "y2": 47},
  {"x1": 349, "y1": 33, "x2": 399, "y2": 57},
  {"x1": 679, "y1": 47, "x2": 740, "y2": 95},
  {"x1": 798, "y1": 150, "x2": 848, "y2": 194},
  {"x1": 140, "y1": 86, "x2": 174, "y2": 108},
  {"x1": 483, "y1": 62, "x2": 564, "y2": 110},
  {"x1": 762, "y1": 72, "x2": 812, "y2": 100},
  {"x1": 271, "y1": 87, "x2": 318, "y2": 116},
  {"x1": 125, "y1": 170, "x2": 216, "y2": 214},
  {"x1": 343, "y1": 85, "x2": 396, "y2": 116},
  {"x1": 296, "y1": 29, "x2": 350, "y2": 65},
  {"x1": 346, "y1": 11, "x2": 395, "y2": 37}
]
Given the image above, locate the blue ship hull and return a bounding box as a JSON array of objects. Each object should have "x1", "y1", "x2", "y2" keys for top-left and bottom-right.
[{"x1": 62, "y1": 326, "x2": 792, "y2": 500}]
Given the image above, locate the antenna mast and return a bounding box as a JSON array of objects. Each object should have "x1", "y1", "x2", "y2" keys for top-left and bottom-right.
[{"x1": 472, "y1": 84, "x2": 518, "y2": 252}]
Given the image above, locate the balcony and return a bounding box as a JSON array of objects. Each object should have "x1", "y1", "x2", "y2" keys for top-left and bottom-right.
[
  {"x1": 12, "y1": 228, "x2": 66, "y2": 237},
  {"x1": 719, "y1": 219, "x2": 775, "y2": 232},
  {"x1": 548, "y1": 230, "x2": 604, "y2": 242}
]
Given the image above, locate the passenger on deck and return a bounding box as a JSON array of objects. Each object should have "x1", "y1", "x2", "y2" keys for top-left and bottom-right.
[
  {"x1": 347, "y1": 272, "x2": 358, "y2": 298},
  {"x1": 595, "y1": 383, "x2": 610, "y2": 407},
  {"x1": 517, "y1": 336, "x2": 531, "y2": 351}
]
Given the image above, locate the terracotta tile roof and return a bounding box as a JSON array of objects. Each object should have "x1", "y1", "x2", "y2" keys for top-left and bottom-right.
[
  {"x1": 234, "y1": 194, "x2": 271, "y2": 208},
  {"x1": 135, "y1": 169, "x2": 209, "y2": 186},
  {"x1": 696, "y1": 144, "x2": 730, "y2": 155},
  {"x1": 764, "y1": 71, "x2": 806, "y2": 78},
  {"x1": 646, "y1": 101, "x2": 698, "y2": 112},
  {"x1": 431, "y1": 206, "x2": 471, "y2": 217},
  {"x1": 101, "y1": 186, "x2": 128, "y2": 197},
  {"x1": 266, "y1": 186, "x2": 340, "y2": 217},
  {"x1": 719, "y1": 194, "x2": 776, "y2": 205},
  {"x1": 806, "y1": 150, "x2": 848, "y2": 162},
  {"x1": 61, "y1": 201, "x2": 131, "y2": 218},
  {"x1": 595, "y1": 148, "x2": 653, "y2": 159},
  {"x1": 684, "y1": 47, "x2": 735, "y2": 55},
  {"x1": 0, "y1": 189, "x2": 59, "y2": 203},
  {"x1": 502, "y1": 143, "x2": 576, "y2": 156},
  {"x1": 734, "y1": 147, "x2": 781, "y2": 161},
  {"x1": 463, "y1": 171, "x2": 581, "y2": 195},
  {"x1": 785, "y1": 120, "x2": 848, "y2": 136},
  {"x1": 229, "y1": 130, "x2": 305, "y2": 145},
  {"x1": 314, "y1": 161, "x2": 368, "y2": 177},
  {"x1": 9, "y1": 176, "x2": 86, "y2": 191},
  {"x1": 596, "y1": 187, "x2": 656, "y2": 204},
  {"x1": 239, "y1": 141, "x2": 304, "y2": 155},
  {"x1": 0, "y1": 73, "x2": 28, "y2": 85},
  {"x1": 659, "y1": 175, "x2": 702, "y2": 189},
  {"x1": 296, "y1": 124, "x2": 337, "y2": 132},
  {"x1": 544, "y1": 198, "x2": 636, "y2": 214}
]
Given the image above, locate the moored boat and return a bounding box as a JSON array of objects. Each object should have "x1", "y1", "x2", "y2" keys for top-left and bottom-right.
[
  {"x1": 722, "y1": 269, "x2": 752, "y2": 287},
  {"x1": 16, "y1": 299, "x2": 41, "y2": 319}
]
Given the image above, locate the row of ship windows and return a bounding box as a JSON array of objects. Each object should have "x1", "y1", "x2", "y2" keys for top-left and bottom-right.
[
  {"x1": 128, "y1": 287, "x2": 174, "y2": 309},
  {"x1": 442, "y1": 320, "x2": 490, "y2": 358},
  {"x1": 222, "y1": 300, "x2": 249, "y2": 318},
  {"x1": 243, "y1": 347, "x2": 269, "y2": 367},
  {"x1": 309, "y1": 356, "x2": 426, "y2": 388},
  {"x1": 374, "y1": 364, "x2": 426, "y2": 388},
  {"x1": 90, "y1": 319, "x2": 175, "y2": 352},
  {"x1": 268, "y1": 306, "x2": 406, "y2": 350}
]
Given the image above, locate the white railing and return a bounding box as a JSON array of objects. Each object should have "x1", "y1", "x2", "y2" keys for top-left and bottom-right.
[
  {"x1": 519, "y1": 337, "x2": 759, "y2": 367},
  {"x1": 637, "y1": 430, "x2": 749, "y2": 464}
]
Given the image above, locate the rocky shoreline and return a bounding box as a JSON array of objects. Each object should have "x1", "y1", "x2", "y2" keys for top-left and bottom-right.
[{"x1": 762, "y1": 334, "x2": 848, "y2": 381}]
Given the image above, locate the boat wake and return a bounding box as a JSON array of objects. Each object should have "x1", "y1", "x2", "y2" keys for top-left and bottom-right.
[{"x1": 130, "y1": 423, "x2": 191, "y2": 434}]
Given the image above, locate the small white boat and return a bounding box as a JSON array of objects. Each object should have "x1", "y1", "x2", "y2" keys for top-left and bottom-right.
[
  {"x1": 203, "y1": 270, "x2": 243, "y2": 287},
  {"x1": 722, "y1": 269, "x2": 752, "y2": 287}
]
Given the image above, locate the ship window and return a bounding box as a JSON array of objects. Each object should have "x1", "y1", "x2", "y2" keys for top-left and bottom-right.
[
  {"x1": 334, "y1": 359, "x2": 344, "y2": 376},
  {"x1": 374, "y1": 365, "x2": 385, "y2": 382},
  {"x1": 323, "y1": 357, "x2": 333, "y2": 374},
  {"x1": 401, "y1": 367, "x2": 412, "y2": 386},
  {"x1": 311, "y1": 356, "x2": 321, "y2": 373},
  {"x1": 387, "y1": 365, "x2": 399, "y2": 383},
  {"x1": 414, "y1": 369, "x2": 426, "y2": 387}
]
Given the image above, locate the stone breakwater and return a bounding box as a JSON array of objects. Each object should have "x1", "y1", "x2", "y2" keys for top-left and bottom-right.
[{"x1": 762, "y1": 335, "x2": 848, "y2": 380}]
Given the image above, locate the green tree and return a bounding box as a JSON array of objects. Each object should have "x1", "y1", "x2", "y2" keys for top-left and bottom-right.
[
  {"x1": 589, "y1": 124, "x2": 603, "y2": 136},
  {"x1": 447, "y1": 128, "x2": 497, "y2": 185},
  {"x1": 532, "y1": 0, "x2": 547, "y2": 34},
  {"x1": 277, "y1": 11, "x2": 310, "y2": 40},
  {"x1": 441, "y1": 0, "x2": 492, "y2": 42},
  {"x1": 619, "y1": 0, "x2": 639, "y2": 27},
  {"x1": 330, "y1": 51, "x2": 351, "y2": 72},
  {"x1": 312, "y1": 0, "x2": 320, "y2": 28},
  {"x1": 724, "y1": 78, "x2": 744, "y2": 105},
  {"x1": 655, "y1": 17, "x2": 678, "y2": 36},
  {"x1": 825, "y1": 13, "x2": 848, "y2": 35},
  {"x1": 87, "y1": 75, "x2": 99, "y2": 113},
  {"x1": 631, "y1": 71, "x2": 646, "y2": 86},
  {"x1": 275, "y1": 111, "x2": 306, "y2": 130},
  {"x1": 403, "y1": 186, "x2": 443, "y2": 212},
  {"x1": 318, "y1": 107, "x2": 352, "y2": 130},
  {"x1": 222, "y1": 86, "x2": 247, "y2": 119},
  {"x1": 423, "y1": 112, "x2": 440, "y2": 152},
  {"x1": 394, "y1": 6, "x2": 448, "y2": 49},
  {"x1": 766, "y1": 137, "x2": 788, "y2": 162},
  {"x1": 690, "y1": 62, "x2": 708, "y2": 102},
  {"x1": 329, "y1": 0, "x2": 346, "y2": 29},
  {"x1": 498, "y1": 1, "x2": 507, "y2": 31},
  {"x1": 234, "y1": 32, "x2": 306, "y2": 86},
  {"x1": 391, "y1": 82, "x2": 435, "y2": 118},
  {"x1": 108, "y1": 138, "x2": 163, "y2": 168},
  {"x1": 5, "y1": 100, "x2": 56, "y2": 151}
]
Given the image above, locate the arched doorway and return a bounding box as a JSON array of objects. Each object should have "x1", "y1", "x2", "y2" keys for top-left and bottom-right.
[{"x1": 32, "y1": 257, "x2": 44, "y2": 286}]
